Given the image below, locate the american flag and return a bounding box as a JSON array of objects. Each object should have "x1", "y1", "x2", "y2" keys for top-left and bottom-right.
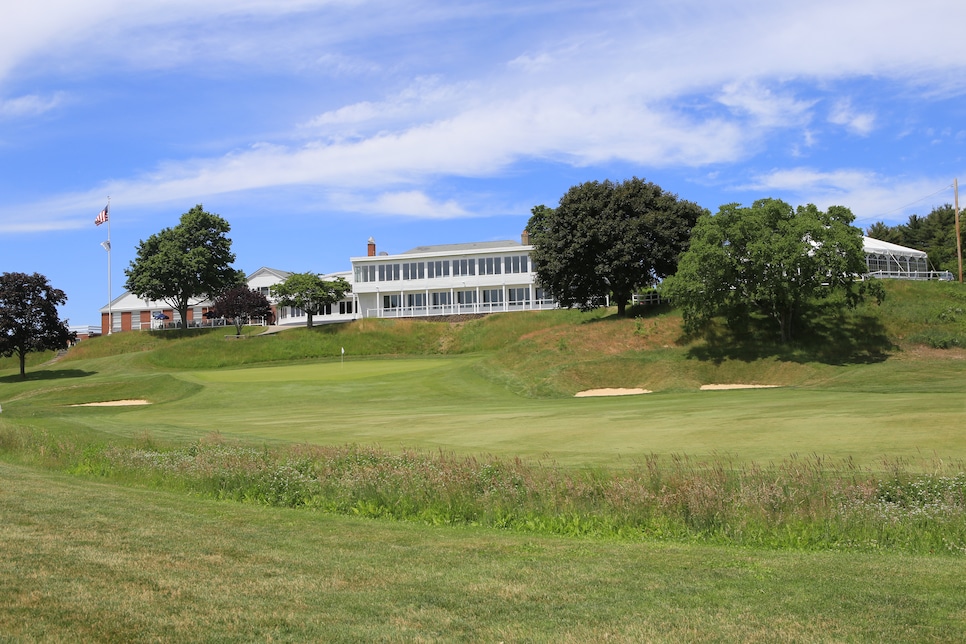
[{"x1": 95, "y1": 203, "x2": 109, "y2": 226}]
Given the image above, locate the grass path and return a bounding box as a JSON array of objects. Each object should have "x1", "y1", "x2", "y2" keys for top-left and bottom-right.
[{"x1": 3, "y1": 461, "x2": 966, "y2": 642}]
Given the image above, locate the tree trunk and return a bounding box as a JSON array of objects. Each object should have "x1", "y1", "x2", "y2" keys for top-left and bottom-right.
[
  {"x1": 178, "y1": 304, "x2": 191, "y2": 332},
  {"x1": 19, "y1": 348, "x2": 26, "y2": 379}
]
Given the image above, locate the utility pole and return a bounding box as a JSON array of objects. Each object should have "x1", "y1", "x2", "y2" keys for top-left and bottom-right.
[{"x1": 956, "y1": 178, "x2": 962, "y2": 284}]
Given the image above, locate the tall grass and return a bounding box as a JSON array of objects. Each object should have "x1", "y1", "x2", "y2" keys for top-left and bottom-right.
[{"x1": 5, "y1": 426, "x2": 964, "y2": 555}]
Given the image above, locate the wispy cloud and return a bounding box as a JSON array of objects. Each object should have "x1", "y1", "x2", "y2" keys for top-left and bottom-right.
[
  {"x1": 0, "y1": 92, "x2": 65, "y2": 118},
  {"x1": 3, "y1": 0, "x2": 966, "y2": 235},
  {"x1": 828, "y1": 99, "x2": 876, "y2": 136},
  {"x1": 738, "y1": 167, "x2": 955, "y2": 223}
]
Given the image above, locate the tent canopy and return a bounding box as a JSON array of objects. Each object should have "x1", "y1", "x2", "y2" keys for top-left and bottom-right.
[{"x1": 863, "y1": 236, "x2": 927, "y2": 259}]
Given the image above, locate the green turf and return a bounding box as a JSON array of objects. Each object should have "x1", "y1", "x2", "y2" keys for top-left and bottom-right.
[
  {"x1": 3, "y1": 461, "x2": 965, "y2": 642},
  {"x1": 3, "y1": 282, "x2": 966, "y2": 639},
  {"x1": 5, "y1": 353, "x2": 962, "y2": 468}
]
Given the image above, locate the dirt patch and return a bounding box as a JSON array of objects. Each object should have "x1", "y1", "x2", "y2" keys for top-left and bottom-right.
[
  {"x1": 71, "y1": 399, "x2": 151, "y2": 407},
  {"x1": 574, "y1": 388, "x2": 652, "y2": 397},
  {"x1": 699, "y1": 384, "x2": 780, "y2": 390}
]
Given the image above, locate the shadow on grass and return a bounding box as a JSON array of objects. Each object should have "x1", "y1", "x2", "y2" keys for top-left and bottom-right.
[
  {"x1": 584, "y1": 303, "x2": 674, "y2": 323},
  {"x1": 686, "y1": 309, "x2": 895, "y2": 366},
  {"x1": 0, "y1": 369, "x2": 96, "y2": 383}
]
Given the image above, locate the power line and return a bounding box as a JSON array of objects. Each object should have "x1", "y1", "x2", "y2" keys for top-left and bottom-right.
[{"x1": 860, "y1": 183, "x2": 955, "y2": 222}]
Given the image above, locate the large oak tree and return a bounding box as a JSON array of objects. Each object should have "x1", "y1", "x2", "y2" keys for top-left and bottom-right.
[
  {"x1": 125, "y1": 205, "x2": 243, "y2": 330},
  {"x1": 527, "y1": 178, "x2": 706, "y2": 316},
  {"x1": 663, "y1": 198, "x2": 882, "y2": 343},
  {"x1": 0, "y1": 272, "x2": 74, "y2": 378}
]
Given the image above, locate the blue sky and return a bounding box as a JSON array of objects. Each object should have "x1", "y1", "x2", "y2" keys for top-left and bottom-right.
[{"x1": 2, "y1": 0, "x2": 965, "y2": 326}]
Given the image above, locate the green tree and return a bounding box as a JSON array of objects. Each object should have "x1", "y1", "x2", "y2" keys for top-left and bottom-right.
[
  {"x1": 527, "y1": 178, "x2": 706, "y2": 316},
  {"x1": 0, "y1": 272, "x2": 75, "y2": 378},
  {"x1": 270, "y1": 273, "x2": 351, "y2": 328},
  {"x1": 867, "y1": 205, "x2": 964, "y2": 273},
  {"x1": 210, "y1": 285, "x2": 273, "y2": 335},
  {"x1": 125, "y1": 205, "x2": 244, "y2": 330},
  {"x1": 664, "y1": 198, "x2": 881, "y2": 343}
]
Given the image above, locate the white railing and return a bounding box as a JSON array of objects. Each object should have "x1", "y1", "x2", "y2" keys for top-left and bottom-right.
[
  {"x1": 866, "y1": 270, "x2": 953, "y2": 281},
  {"x1": 366, "y1": 299, "x2": 557, "y2": 319}
]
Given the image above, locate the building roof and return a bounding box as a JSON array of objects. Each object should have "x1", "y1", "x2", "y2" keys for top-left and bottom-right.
[
  {"x1": 246, "y1": 267, "x2": 293, "y2": 280},
  {"x1": 400, "y1": 240, "x2": 523, "y2": 255}
]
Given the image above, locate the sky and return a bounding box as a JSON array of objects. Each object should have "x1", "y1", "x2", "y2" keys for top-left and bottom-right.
[{"x1": 2, "y1": 0, "x2": 965, "y2": 327}]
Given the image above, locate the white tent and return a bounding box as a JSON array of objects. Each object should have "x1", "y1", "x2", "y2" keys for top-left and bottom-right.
[{"x1": 862, "y1": 236, "x2": 949, "y2": 280}]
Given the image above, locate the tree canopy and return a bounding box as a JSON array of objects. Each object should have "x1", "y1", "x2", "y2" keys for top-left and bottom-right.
[
  {"x1": 270, "y1": 273, "x2": 351, "y2": 328},
  {"x1": 0, "y1": 272, "x2": 74, "y2": 378},
  {"x1": 210, "y1": 285, "x2": 273, "y2": 335},
  {"x1": 124, "y1": 205, "x2": 244, "y2": 330},
  {"x1": 527, "y1": 178, "x2": 706, "y2": 316},
  {"x1": 663, "y1": 198, "x2": 882, "y2": 343}
]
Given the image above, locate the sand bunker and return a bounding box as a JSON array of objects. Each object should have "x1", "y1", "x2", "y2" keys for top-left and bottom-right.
[
  {"x1": 699, "y1": 384, "x2": 779, "y2": 390},
  {"x1": 575, "y1": 388, "x2": 652, "y2": 397},
  {"x1": 71, "y1": 399, "x2": 151, "y2": 407}
]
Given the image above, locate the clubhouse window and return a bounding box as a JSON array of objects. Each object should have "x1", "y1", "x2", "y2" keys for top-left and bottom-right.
[
  {"x1": 482, "y1": 289, "x2": 503, "y2": 303},
  {"x1": 504, "y1": 255, "x2": 528, "y2": 274},
  {"x1": 377, "y1": 264, "x2": 402, "y2": 282},
  {"x1": 407, "y1": 293, "x2": 426, "y2": 308},
  {"x1": 508, "y1": 287, "x2": 530, "y2": 303},
  {"x1": 478, "y1": 257, "x2": 502, "y2": 275},
  {"x1": 432, "y1": 292, "x2": 452, "y2": 306},
  {"x1": 355, "y1": 265, "x2": 376, "y2": 283},
  {"x1": 383, "y1": 294, "x2": 400, "y2": 309},
  {"x1": 452, "y1": 259, "x2": 475, "y2": 276},
  {"x1": 427, "y1": 260, "x2": 451, "y2": 278},
  {"x1": 457, "y1": 290, "x2": 477, "y2": 304},
  {"x1": 402, "y1": 262, "x2": 425, "y2": 280}
]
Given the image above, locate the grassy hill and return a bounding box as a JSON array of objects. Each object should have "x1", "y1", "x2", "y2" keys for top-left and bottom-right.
[
  {"x1": 3, "y1": 280, "x2": 966, "y2": 639},
  {"x1": 37, "y1": 278, "x2": 966, "y2": 398}
]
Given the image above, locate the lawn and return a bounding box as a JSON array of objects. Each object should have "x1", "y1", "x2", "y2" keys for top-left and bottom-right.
[
  {"x1": 3, "y1": 461, "x2": 965, "y2": 642},
  {"x1": 7, "y1": 353, "x2": 965, "y2": 468},
  {"x1": 3, "y1": 286, "x2": 966, "y2": 640}
]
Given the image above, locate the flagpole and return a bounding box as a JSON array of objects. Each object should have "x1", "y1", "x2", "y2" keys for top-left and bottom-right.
[{"x1": 107, "y1": 197, "x2": 112, "y2": 334}]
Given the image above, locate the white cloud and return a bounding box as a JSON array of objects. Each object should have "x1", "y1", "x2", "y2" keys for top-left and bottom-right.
[
  {"x1": 828, "y1": 99, "x2": 876, "y2": 136},
  {"x1": 4, "y1": 0, "x2": 966, "y2": 233},
  {"x1": 738, "y1": 167, "x2": 954, "y2": 224},
  {"x1": 335, "y1": 190, "x2": 468, "y2": 218},
  {"x1": 0, "y1": 92, "x2": 65, "y2": 118},
  {"x1": 717, "y1": 82, "x2": 815, "y2": 129}
]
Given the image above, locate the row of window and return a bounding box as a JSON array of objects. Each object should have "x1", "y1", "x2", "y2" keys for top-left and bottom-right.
[
  {"x1": 865, "y1": 254, "x2": 929, "y2": 273},
  {"x1": 355, "y1": 255, "x2": 530, "y2": 283},
  {"x1": 278, "y1": 301, "x2": 358, "y2": 318}
]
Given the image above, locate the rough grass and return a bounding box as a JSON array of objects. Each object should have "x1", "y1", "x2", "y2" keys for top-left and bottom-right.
[
  {"x1": 4, "y1": 426, "x2": 961, "y2": 555},
  {"x1": 3, "y1": 460, "x2": 966, "y2": 642}
]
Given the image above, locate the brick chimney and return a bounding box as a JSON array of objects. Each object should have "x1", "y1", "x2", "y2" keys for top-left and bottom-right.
[
  {"x1": 521, "y1": 229, "x2": 530, "y2": 245},
  {"x1": 367, "y1": 237, "x2": 376, "y2": 257}
]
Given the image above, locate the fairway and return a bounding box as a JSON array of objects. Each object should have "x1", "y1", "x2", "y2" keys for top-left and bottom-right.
[{"x1": 38, "y1": 354, "x2": 966, "y2": 468}]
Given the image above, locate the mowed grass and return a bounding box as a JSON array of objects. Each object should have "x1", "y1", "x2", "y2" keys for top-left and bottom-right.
[
  {"x1": 6, "y1": 352, "x2": 964, "y2": 467},
  {"x1": 3, "y1": 461, "x2": 965, "y2": 642},
  {"x1": 3, "y1": 281, "x2": 966, "y2": 639}
]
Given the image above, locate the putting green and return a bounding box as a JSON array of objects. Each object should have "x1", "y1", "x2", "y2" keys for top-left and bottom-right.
[{"x1": 53, "y1": 355, "x2": 966, "y2": 469}]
